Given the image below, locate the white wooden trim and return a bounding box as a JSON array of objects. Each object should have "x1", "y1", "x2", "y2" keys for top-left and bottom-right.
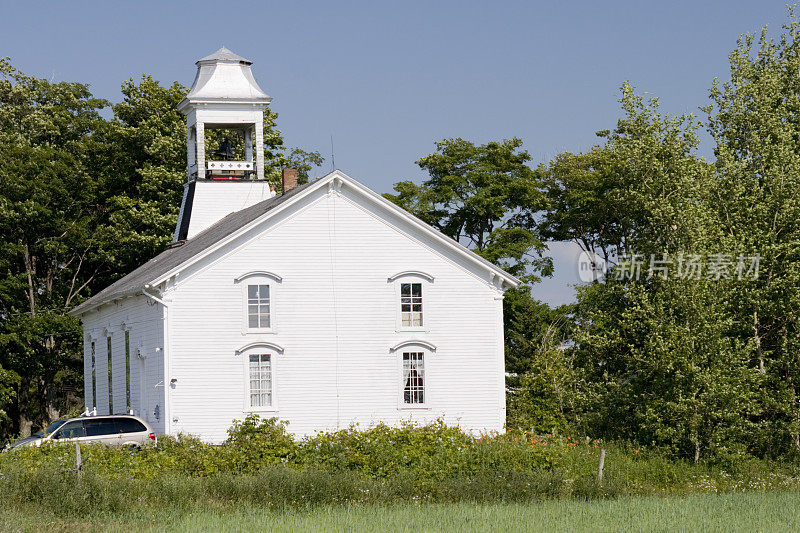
[
  {"x1": 387, "y1": 270, "x2": 435, "y2": 282},
  {"x1": 234, "y1": 270, "x2": 283, "y2": 283},
  {"x1": 389, "y1": 340, "x2": 437, "y2": 353},
  {"x1": 235, "y1": 341, "x2": 285, "y2": 355}
]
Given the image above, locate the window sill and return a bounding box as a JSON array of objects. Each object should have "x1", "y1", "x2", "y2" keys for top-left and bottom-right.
[
  {"x1": 398, "y1": 405, "x2": 431, "y2": 411},
  {"x1": 245, "y1": 407, "x2": 279, "y2": 413},
  {"x1": 396, "y1": 327, "x2": 429, "y2": 333}
]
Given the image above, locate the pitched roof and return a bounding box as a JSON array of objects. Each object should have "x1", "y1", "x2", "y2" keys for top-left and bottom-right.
[
  {"x1": 69, "y1": 180, "x2": 316, "y2": 316},
  {"x1": 70, "y1": 171, "x2": 522, "y2": 317},
  {"x1": 197, "y1": 46, "x2": 252, "y2": 64}
]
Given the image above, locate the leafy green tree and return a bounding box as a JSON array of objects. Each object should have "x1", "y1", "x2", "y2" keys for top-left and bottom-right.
[
  {"x1": 0, "y1": 58, "x2": 108, "y2": 435},
  {"x1": 386, "y1": 137, "x2": 550, "y2": 281},
  {"x1": 704, "y1": 11, "x2": 800, "y2": 455},
  {"x1": 284, "y1": 148, "x2": 325, "y2": 187},
  {"x1": 543, "y1": 85, "x2": 759, "y2": 461},
  {"x1": 539, "y1": 147, "x2": 635, "y2": 266},
  {"x1": 98, "y1": 76, "x2": 188, "y2": 276},
  {"x1": 505, "y1": 290, "x2": 574, "y2": 434}
]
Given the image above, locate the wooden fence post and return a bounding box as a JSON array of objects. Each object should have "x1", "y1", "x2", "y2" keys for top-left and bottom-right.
[
  {"x1": 75, "y1": 442, "x2": 82, "y2": 482},
  {"x1": 598, "y1": 448, "x2": 605, "y2": 482}
]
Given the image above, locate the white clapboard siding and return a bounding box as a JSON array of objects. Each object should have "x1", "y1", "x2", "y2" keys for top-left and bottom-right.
[
  {"x1": 79, "y1": 294, "x2": 165, "y2": 433},
  {"x1": 164, "y1": 185, "x2": 506, "y2": 442}
]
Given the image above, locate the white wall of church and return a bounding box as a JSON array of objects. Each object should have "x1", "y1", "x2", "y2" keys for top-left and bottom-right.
[
  {"x1": 80, "y1": 294, "x2": 165, "y2": 433},
  {"x1": 164, "y1": 184, "x2": 507, "y2": 443}
]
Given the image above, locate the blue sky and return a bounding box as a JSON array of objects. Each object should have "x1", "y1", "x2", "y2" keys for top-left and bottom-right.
[{"x1": 2, "y1": 1, "x2": 791, "y2": 305}]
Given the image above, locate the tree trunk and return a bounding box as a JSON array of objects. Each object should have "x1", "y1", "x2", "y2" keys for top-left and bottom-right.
[
  {"x1": 791, "y1": 385, "x2": 800, "y2": 450},
  {"x1": 22, "y1": 243, "x2": 36, "y2": 316},
  {"x1": 17, "y1": 386, "x2": 33, "y2": 438},
  {"x1": 45, "y1": 383, "x2": 60, "y2": 422},
  {"x1": 753, "y1": 311, "x2": 764, "y2": 373}
]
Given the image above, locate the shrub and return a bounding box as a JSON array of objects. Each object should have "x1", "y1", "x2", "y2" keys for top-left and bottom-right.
[
  {"x1": 221, "y1": 415, "x2": 299, "y2": 473},
  {"x1": 2, "y1": 417, "x2": 797, "y2": 518},
  {"x1": 297, "y1": 421, "x2": 557, "y2": 488}
]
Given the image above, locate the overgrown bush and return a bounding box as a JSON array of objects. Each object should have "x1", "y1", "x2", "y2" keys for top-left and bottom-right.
[
  {"x1": 297, "y1": 420, "x2": 556, "y2": 483},
  {"x1": 1, "y1": 417, "x2": 799, "y2": 518}
]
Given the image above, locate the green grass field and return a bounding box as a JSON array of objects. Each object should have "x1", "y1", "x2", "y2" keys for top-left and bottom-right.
[{"x1": 2, "y1": 491, "x2": 798, "y2": 532}]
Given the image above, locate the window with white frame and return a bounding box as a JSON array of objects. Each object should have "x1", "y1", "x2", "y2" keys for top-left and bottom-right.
[
  {"x1": 402, "y1": 352, "x2": 425, "y2": 404},
  {"x1": 400, "y1": 283, "x2": 423, "y2": 327},
  {"x1": 90, "y1": 340, "x2": 96, "y2": 410},
  {"x1": 107, "y1": 336, "x2": 113, "y2": 413},
  {"x1": 247, "y1": 284, "x2": 271, "y2": 329},
  {"x1": 248, "y1": 353, "x2": 272, "y2": 408},
  {"x1": 125, "y1": 330, "x2": 131, "y2": 413}
]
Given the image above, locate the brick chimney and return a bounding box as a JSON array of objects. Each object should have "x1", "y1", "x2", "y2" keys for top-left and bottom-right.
[{"x1": 282, "y1": 168, "x2": 299, "y2": 193}]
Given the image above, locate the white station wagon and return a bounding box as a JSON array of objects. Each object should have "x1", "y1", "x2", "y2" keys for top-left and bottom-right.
[{"x1": 8, "y1": 415, "x2": 156, "y2": 449}]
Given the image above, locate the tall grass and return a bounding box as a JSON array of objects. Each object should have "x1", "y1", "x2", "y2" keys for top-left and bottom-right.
[
  {"x1": 2, "y1": 492, "x2": 799, "y2": 532},
  {"x1": 168, "y1": 493, "x2": 800, "y2": 533},
  {"x1": 0, "y1": 417, "x2": 798, "y2": 521}
]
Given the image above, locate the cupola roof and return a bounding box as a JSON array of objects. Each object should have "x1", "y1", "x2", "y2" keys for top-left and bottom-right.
[
  {"x1": 197, "y1": 46, "x2": 252, "y2": 65},
  {"x1": 179, "y1": 47, "x2": 270, "y2": 111}
]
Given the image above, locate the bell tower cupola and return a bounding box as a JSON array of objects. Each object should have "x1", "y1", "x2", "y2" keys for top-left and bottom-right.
[{"x1": 174, "y1": 47, "x2": 276, "y2": 241}]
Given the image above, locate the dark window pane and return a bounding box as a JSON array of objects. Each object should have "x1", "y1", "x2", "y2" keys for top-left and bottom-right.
[
  {"x1": 84, "y1": 418, "x2": 117, "y2": 437},
  {"x1": 248, "y1": 285, "x2": 258, "y2": 298},
  {"x1": 52, "y1": 421, "x2": 85, "y2": 439},
  {"x1": 114, "y1": 417, "x2": 147, "y2": 433},
  {"x1": 401, "y1": 284, "x2": 411, "y2": 296},
  {"x1": 411, "y1": 284, "x2": 422, "y2": 297}
]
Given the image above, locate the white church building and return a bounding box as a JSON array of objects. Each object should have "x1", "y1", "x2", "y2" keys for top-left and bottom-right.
[{"x1": 69, "y1": 48, "x2": 520, "y2": 442}]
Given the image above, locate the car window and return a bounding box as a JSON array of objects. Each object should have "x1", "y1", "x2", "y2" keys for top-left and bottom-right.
[
  {"x1": 51, "y1": 421, "x2": 85, "y2": 439},
  {"x1": 114, "y1": 418, "x2": 147, "y2": 433},
  {"x1": 83, "y1": 418, "x2": 117, "y2": 437},
  {"x1": 32, "y1": 419, "x2": 69, "y2": 438}
]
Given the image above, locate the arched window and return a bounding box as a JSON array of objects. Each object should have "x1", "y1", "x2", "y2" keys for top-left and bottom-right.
[
  {"x1": 234, "y1": 271, "x2": 282, "y2": 333},
  {"x1": 388, "y1": 271, "x2": 434, "y2": 332},
  {"x1": 390, "y1": 340, "x2": 435, "y2": 408},
  {"x1": 236, "y1": 342, "x2": 284, "y2": 412}
]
